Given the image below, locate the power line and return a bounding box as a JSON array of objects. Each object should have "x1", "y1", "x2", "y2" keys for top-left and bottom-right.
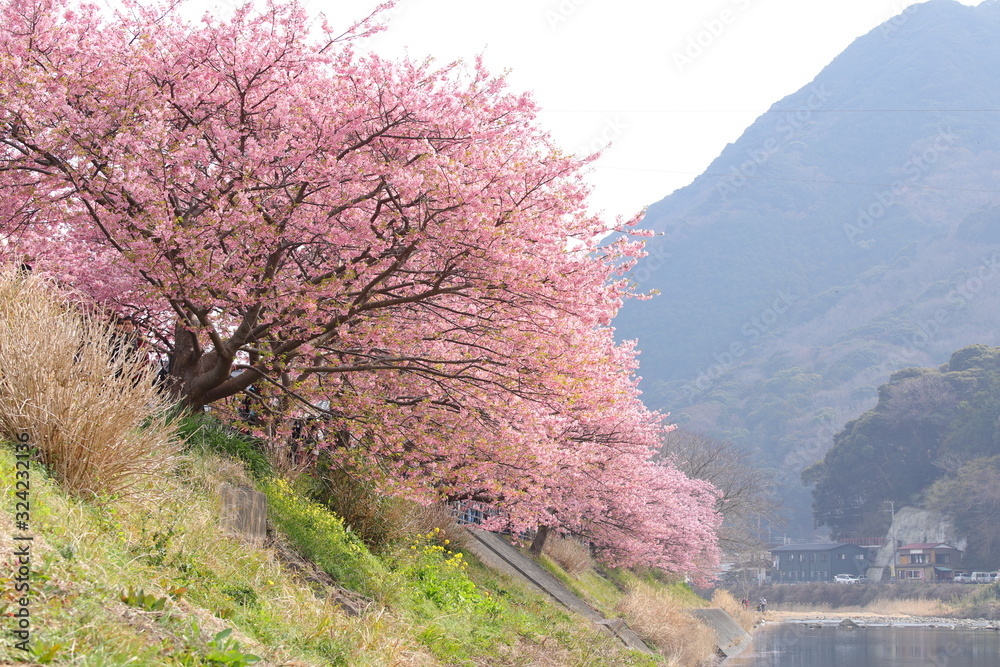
[
  {"x1": 768, "y1": 109, "x2": 1000, "y2": 113},
  {"x1": 540, "y1": 109, "x2": 1000, "y2": 113},
  {"x1": 593, "y1": 166, "x2": 1000, "y2": 195}
]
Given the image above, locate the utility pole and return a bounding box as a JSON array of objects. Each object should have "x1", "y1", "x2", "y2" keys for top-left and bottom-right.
[{"x1": 885, "y1": 501, "x2": 896, "y2": 581}]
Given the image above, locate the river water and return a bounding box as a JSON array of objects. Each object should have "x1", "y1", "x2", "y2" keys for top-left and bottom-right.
[{"x1": 723, "y1": 622, "x2": 1000, "y2": 666}]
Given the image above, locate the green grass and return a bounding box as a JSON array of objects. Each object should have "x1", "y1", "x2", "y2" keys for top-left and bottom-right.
[
  {"x1": 0, "y1": 415, "x2": 677, "y2": 666},
  {"x1": 538, "y1": 554, "x2": 627, "y2": 617},
  {"x1": 536, "y1": 551, "x2": 708, "y2": 622},
  {"x1": 261, "y1": 475, "x2": 391, "y2": 599},
  {"x1": 178, "y1": 414, "x2": 272, "y2": 480}
]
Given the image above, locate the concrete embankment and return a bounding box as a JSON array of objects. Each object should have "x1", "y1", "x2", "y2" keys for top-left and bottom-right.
[
  {"x1": 464, "y1": 528, "x2": 752, "y2": 659},
  {"x1": 686, "y1": 608, "x2": 752, "y2": 658},
  {"x1": 463, "y1": 528, "x2": 653, "y2": 654}
]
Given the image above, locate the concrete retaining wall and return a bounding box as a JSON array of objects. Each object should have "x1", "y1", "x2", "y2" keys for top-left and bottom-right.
[{"x1": 686, "y1": 608, "x2": 752, "y2": 658}]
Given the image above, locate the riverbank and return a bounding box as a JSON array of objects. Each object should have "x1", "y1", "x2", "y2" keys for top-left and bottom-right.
[
  {"x1": 739, "y1": 582, "x2": 1000, "y2": 621},
  {"x1": 764, "y1": 609, "x2": 1000, "y2": 628}
]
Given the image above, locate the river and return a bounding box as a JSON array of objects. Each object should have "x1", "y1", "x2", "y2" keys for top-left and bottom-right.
[{"x1": 723, "y1": 622, "x2": 1000, "y2": 666}]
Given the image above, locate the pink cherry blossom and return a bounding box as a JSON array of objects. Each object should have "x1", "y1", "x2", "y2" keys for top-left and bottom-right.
[{"x1": 0, "y1": 0, "x2": 719, "y2": 576}]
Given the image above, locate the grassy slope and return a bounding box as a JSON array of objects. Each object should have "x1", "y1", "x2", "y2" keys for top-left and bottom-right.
[{"x1": 0, "y1": 418, "x2": 704, "y2": 666}]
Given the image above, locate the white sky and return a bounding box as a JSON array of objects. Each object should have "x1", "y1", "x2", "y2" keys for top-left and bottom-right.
[{"x1": 311, "y1": 0, "x2": 985, "y2": 222}]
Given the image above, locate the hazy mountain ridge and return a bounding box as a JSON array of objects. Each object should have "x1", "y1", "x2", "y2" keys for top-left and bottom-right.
[{"x1": 615, "y1": 0, "x2": 1000, "y2": 532}]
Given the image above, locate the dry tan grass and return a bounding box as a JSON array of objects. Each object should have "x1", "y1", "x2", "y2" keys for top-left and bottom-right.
[
  {"x1": 543, "y1": 536, "x2": 594, "y2": 576},
  {"x1": 864, "y1": 597, "x2": 952, "y2": 616},
  {"x1": 772, "y1": 597, "x2": 953, "y2": 618},
  {"x1": 711, "y1": 588, "x2": 756, "y2": 632},
  {"x1": 0, "y1": 268, "x2": 181, "y2": 499},
  {"x1": 616, "y1": 582, "x2": 718, "y2": 667}
]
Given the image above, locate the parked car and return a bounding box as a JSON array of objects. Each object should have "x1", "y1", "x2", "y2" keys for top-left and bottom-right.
[
  {"x1": 857, "y1": 576, "x2": 871, "y2": 584},
  {"x1": 971, "y1": 571, "x2": 998, "y2": 583},
  {"x1": 834, "y1": 574, "x2": 860, "y2": 583},
  {"x1": 953, "y1": 572, "x2": 972, "y2": 583}
]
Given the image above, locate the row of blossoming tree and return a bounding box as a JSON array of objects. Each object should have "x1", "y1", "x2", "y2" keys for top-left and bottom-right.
[{"x1": 0, "y1": 0, "x2": 720, "y2": 580}]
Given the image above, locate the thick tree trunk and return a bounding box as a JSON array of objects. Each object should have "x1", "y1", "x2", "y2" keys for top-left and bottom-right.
[
  {"x1": 529, "y1": 524, "x2": 549, "y2": 557},
  {"x1": 167, "y1": 321, "x2": 238, "y2": 411},
  {"x1": 168, "y1": 322, "x2": 204, "y2": 407}
]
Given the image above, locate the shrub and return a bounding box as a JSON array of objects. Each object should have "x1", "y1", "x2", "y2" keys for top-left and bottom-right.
[
  {"x1": 400, "y1": 502, "x2": 472, "y2": 553},
  {"x1": 305, "y1": 456, "x2": 476, "y2": 556},
  {"x1": 0, "y1": 267, "x2": 181, "y2": 498},
  {"x1": 261, "y1": 476, "x2": 391, "y2": 598},
  {"x1": 306, "y1": 456, "x2": 412, "y2": 553},
  {"x1": 543, "y1": 536, "x2": 595, "y2": 575}
]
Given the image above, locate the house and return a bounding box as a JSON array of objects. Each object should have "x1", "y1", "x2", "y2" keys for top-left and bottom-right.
[
  {"x1": 770, "y1": 542, "x2": 869, "y2": 582},
  {"x1": 896, "y1": 543, "x2": 964, "y2": 582},
  {"x1": 719, "y1": 548, "x2": 772, "y2": 587}
]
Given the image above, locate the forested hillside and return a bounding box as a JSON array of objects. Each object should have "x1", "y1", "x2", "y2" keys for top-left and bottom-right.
[
  {"x1": 804, "y1": 344, "x2": 1000, "y2": 567},
  {"x1": 614, "y1": 0, "x2": 1000, "y2": 532}
]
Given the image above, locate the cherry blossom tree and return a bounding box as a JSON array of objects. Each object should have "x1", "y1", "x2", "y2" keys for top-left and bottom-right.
[{"x1": 0, "y1": 0, "x2": 720, "y2": 576}]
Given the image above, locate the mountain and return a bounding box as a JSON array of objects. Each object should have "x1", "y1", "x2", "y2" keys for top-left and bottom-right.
[{"x1": 614, "y1": 0, "x2": 1000, "y2": 534}]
